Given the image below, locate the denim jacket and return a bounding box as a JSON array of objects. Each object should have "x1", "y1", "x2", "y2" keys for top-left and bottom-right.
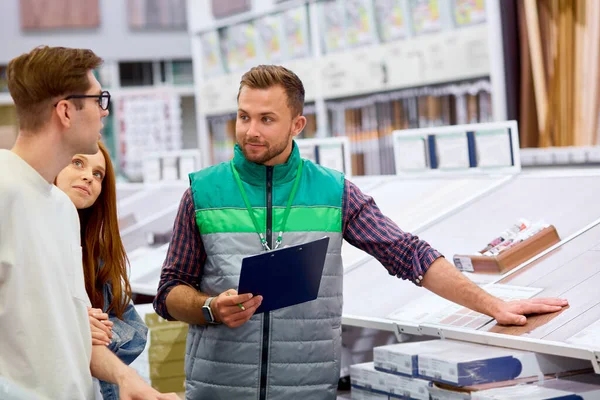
[{"x1": 99, "y1": 283, "x2": 148, "y2": 400}]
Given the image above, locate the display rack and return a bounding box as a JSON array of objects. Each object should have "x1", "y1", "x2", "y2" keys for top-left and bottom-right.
[{"x1": 342, "y1": 169, "x2": 600, "y2": 368}]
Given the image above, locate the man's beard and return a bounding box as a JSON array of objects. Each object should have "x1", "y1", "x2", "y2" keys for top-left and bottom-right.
[{"x1": 241, "y1": 131, "x2": 292, "y2": 165}]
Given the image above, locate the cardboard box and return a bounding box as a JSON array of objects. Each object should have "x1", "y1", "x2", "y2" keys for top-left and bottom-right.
[
  {"x1": 453, "y1": 225, "x2": 560, "y2": 274},
  {"x1": 145, "y1": 313, "x2": 187, "y2": 329},
  {"x1": 351, "y1": 362, "x2": 431, "y2": 400},
  {"x1": 150, "y1": 324, "x2": 188, "y2": 345},
  {"x1": 150, "y1": 376, "x2": 186, "y2": 393},
  {"x1": 374, "y1": 340, "x2": 452, "y2": 378},
  {"x1": 148, "y1": 342, "x2": 186, "y2": 364},
  {"x1": 351, "y1": 362, "x2": 391, "y2": 395},
  {"x1": 388, "y1": 374, "x2": 431, "y2": 400},
  {"x1": 150, "y1": 359, "x2": 185, "y2": 380},
  {"x1": 472, "y1": 373, "x2": 600, "y2": 400},
  {"x1": 140, "y1": 309, "x2": 187, "y2": 392},
  {"x1": 416, "y1": 341, "x2": 590, "y2": 387}
]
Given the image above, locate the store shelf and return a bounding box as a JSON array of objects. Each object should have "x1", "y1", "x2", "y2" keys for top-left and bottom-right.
[
  {"x1": 321, "y1": 24, "x2": 490, "y2": 100},
  {"x1": 521, "y1": 146, "x2": 600, "y2": 167},
  {"x1": 341, "y1": 170, "x2": 600, "y2": 365},
  {"x1": 198, "y1": 24, "x2": 490, "y2": 117}
]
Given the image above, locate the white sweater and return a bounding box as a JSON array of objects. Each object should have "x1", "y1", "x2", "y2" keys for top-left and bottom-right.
[{"x1": 0, "y1": 150, "x2": 93, "y2": 399}]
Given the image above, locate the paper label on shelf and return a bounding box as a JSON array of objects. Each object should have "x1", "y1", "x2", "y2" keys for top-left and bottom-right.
[
  {"x1": 475, "y1": 129, "x2": 513, "y2": 168},
  {"x1": 453, "y1": 256, "x2": 474, "y2": 272},
  {"x1": 317, "y1": 144, "x2": 346, "y2": 174},
  {"x1": 565, "y1": 319, "x2": 600, "y2": 350},
  {"x1": 418, "y1": 357, "x2": 458, "y2": 384},
  {"x1": 435, "y1": 133, "x2": 470, "y2": 170},
  {"x1": 178, "y1": 156, "x2": 197, "y2": 177},
  {"x1": 394, "y1": 136, "x2": 428, "y2": 171},
  {"x1": 297, "y1": 144, "x2": 317, "y2": 163}
]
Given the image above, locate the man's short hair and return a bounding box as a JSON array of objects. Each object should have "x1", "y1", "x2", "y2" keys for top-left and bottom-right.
[
  {"x1": 238, "y1": 65, "x2": 305, "y2": 117},
  {"x1": 7, "y1": 46, "x2": 103, "y2": 132}
]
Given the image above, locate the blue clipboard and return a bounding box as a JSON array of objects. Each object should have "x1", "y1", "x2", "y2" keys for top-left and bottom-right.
[{"x1": 237, "y1": 236, "x2": 330, "y2": 314}]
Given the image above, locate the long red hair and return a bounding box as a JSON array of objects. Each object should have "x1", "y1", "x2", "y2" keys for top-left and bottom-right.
[{"x1": 78, "y1": 141, "x2": 132, "y2": 319}]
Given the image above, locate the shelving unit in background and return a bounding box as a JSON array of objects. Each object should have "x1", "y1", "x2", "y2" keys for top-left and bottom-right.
[{"x1": 188, "y1": 0, "x2": 506, "y2": 174}]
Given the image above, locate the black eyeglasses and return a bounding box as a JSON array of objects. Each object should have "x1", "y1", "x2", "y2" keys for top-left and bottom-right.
[{"x1": 55, "y1": 90, "x2": 111, "y2": 110}]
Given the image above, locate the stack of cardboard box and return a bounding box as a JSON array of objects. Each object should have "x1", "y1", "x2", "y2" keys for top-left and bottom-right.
[
  {"x1": 131, "y1": 304, "x2": 188, "y2": 393},
  {"x1": 350, "y1": 339, "x2": 598, "y2": 399}
]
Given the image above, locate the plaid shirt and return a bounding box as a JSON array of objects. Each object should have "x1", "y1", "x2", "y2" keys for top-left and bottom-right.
[{"x1": 153, "y1": 179, "x2": 443, "y2": 320}]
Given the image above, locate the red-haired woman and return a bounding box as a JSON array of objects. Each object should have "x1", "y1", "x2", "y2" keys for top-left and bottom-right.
[{"x1": 56, "y1": 141, "x2": 147, "y2": 399}]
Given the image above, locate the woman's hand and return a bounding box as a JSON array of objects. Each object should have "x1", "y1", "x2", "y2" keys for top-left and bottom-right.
[{"x1": 88, "y1": 307, "x2": 113, "y2": 346}]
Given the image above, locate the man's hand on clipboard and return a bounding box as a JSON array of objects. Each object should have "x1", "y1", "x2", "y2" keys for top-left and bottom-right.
[{"x1": 211, "y1": 289, "x2": 263, "y2": 328}]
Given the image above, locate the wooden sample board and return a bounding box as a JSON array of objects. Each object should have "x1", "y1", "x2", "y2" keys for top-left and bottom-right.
[{"x1": 478, "y1": 221, "x2": 600, "y2": 349}]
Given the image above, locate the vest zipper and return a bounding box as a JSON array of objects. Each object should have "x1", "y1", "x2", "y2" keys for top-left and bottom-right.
[{"x1": 260, "y1": 166, "x2": 273, "y2": 400}]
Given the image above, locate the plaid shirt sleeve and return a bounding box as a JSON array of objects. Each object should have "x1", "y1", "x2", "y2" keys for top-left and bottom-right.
[
  {"x1": 153, "y1": 188, "x2": 206, "y2": 320},
  {"x1": 342, "y1": 179, "x2": 443, "y2": 286}
]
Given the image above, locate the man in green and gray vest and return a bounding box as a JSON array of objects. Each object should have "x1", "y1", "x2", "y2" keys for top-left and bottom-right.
[{"x1": 154, "y1": 65, "x2": 569, "y2": 399}]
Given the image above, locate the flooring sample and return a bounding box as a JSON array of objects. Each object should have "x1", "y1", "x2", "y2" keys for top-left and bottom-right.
[{"x1": 479, "y1": 222, "x2": 600, "y2": 343}]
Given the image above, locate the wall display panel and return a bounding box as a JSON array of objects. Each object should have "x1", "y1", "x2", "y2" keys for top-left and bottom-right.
[
  {"x1": 199, "y1": 31, "x2": 225, "y2": 78},
  {"x1": 20, "y1": 0, "x2": 99, "y2": 30},
  {"x1": 255, "y1": 14, "x2": 286, "y2": 64},
  {"x1": 320, "y1": 0, "x2": 346, "y2": 53},
  {"x1": 281, "y1": 6, "x2": 311, "y2": 60},
  {"x1": 409, "y1": 0, "x2": 442, "y2": 35},
  {"x1": 452, "y1": 0, "x2": 486, "y2": 27},
  {"x1": 374, "y1": 0, "x2": 408, "y2": 42},
  {"x1": 220, "y1": 22, "x2": 258, "y2": 73},
  {"x1": 344, "y1": 0, "x2": 377, "y2": 48},
  {"x1": 117, "y1": 92, "x2": 183, "y2": 181}
]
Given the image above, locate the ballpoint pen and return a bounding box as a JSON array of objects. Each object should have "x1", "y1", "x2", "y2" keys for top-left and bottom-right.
[{"x1": 227, "y1": 292, "x2": 245, "y2": 311}]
